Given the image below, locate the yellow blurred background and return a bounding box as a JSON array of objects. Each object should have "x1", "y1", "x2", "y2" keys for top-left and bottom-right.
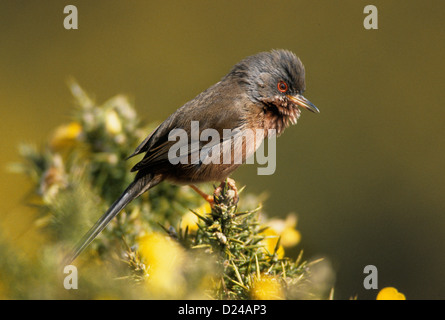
[{"x1": 1, "y1": 1, "x2": 444, "y2": 299}]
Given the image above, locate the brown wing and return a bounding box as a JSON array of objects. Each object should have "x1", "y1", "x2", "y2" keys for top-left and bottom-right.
[{"x1": 129, "y1": 80, "x2": 248, "y2": 175}]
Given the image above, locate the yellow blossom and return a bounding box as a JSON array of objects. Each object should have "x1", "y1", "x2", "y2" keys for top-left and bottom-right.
[
  {"x1": 181, "y1": 202, "x2": 211, "y2": 232},
  {"x1": 105, "y1": 109, "x2": 122, "y2": 135},
  {"x1": 261, "y1": 228, "x2": 285, "y2": 259},
  {"x1": 251, "y1": 274, "x2": 284, "y2": 300},
  {"x1": 376, "y1": 287, "x2": 406, "y2": 300},
  {"x1": 50, "y1": 122, "x2": 82, "y2": 150},
  {"x1": 138, "y1": 232, "x2": 185, "y2": 296},
  {"x1": 267, "y1": 214, "x2": 301, "y2": 248}
]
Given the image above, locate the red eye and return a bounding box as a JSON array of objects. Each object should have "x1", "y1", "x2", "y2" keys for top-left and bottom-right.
[{"x1": 277, "y1": 81, "x2": 288, "y2": 93}]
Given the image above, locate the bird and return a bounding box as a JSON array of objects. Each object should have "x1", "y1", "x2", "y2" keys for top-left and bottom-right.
[{"x1": 66, "y1": 49, "x2": 319, "y2": 264}]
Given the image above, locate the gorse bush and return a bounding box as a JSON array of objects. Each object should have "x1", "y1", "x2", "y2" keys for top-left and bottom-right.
[{"x1": 2, "y1": 82, "x2": 334, "y2": 299}]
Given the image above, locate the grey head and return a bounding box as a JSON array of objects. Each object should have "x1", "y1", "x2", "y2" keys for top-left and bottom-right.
[{"x1": 226, "y1": 49, "x2": 319, "y2": 117}]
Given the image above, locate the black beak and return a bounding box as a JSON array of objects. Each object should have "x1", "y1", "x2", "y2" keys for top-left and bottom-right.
[{"x1": 287, "y1": 94, "x2": 320, "y2": 113}]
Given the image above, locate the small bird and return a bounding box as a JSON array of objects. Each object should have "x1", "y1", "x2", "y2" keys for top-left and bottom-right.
[{"x1": 67, "y1": 49, "x2": 319, "y2": 263}]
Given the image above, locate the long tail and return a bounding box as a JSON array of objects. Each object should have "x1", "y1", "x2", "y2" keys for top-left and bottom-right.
[{"x1": 65, "y1": 174, "x2": 161, "y2": 264}]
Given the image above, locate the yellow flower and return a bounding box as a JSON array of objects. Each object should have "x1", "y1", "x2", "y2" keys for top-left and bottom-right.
[
  {"x1": 181, "y1": 202, "x2": 211, "y2": 232},
  {"x1": 261, "y1": 228, "x2": 285, "y2": 259},
  {"x1": 251, "y1": 274, "x2": 284, "y2": 300},
  {"x1": 138, "y1": 232, "x2": 185, "y2": 296},
  {"x1": 50, "y1": 122, "x2": 82, "y2": 150},
  {"x1": 260, "y1": 214, "x2": 302, "y2": 259},
  {"x1": 105, "y1": 110, "x2": 122, "y2": 135},
  {"x1": 267, "y1": 214, "x2": 301, "y2": 248},
  {"x1": 376, "y1": 287, "x2": 406, "y2": 300}
]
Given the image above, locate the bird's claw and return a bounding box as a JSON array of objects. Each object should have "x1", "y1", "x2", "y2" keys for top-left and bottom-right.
[
  {"x1": 213, "y1": 178, "x2": 239, "y2": 206},
  {"x1": 190, "y1": 178, "x2": 239, "y2": 208}
]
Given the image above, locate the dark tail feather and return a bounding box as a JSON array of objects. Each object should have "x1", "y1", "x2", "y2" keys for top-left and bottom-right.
[{"x1": 65, "y1": 174, "x2": 161, "y2": 264}]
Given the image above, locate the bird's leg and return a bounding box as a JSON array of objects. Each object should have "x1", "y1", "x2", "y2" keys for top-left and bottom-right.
[{"x1": 189, "y1": 184, "x2": 215, "y2": 206}]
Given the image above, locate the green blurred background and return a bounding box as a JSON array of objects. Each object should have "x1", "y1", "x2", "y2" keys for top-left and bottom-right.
[{"x1": 1, "y1": 0, "x2": 444, "y2": 299}]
